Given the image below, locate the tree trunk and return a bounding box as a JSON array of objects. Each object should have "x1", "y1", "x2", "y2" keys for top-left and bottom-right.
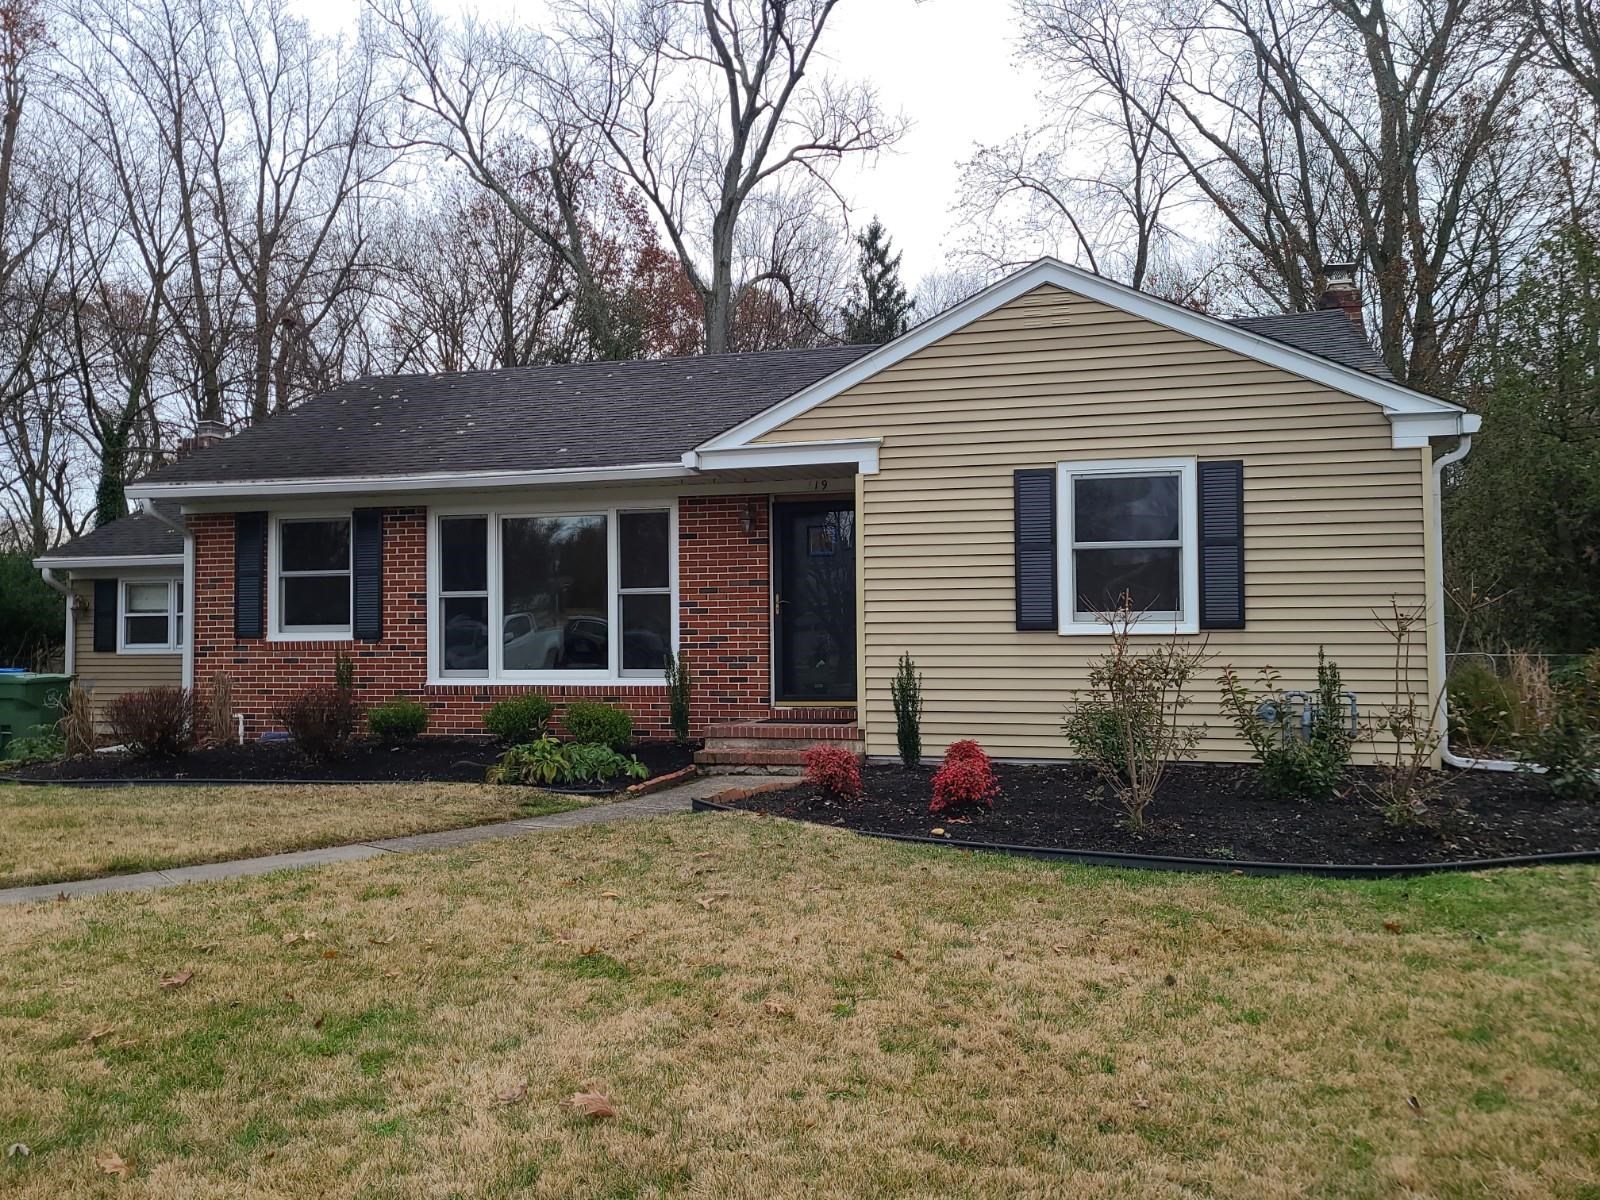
[{"x1": 95, "y1": 432, "x2": 128, "y2": 529}]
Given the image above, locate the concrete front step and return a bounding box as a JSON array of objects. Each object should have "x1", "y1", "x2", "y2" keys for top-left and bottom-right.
[{"x1": 695, "y1": 748, "x2": 811, "y2": 767}]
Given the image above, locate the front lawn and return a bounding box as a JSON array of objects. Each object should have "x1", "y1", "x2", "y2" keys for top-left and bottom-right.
[
  {"x1": 1, "y1": 811, "x2": 1597, "y2": 1197},
  {"x1": 0, "y1": 782, "x2": 581, "y2": 888}
]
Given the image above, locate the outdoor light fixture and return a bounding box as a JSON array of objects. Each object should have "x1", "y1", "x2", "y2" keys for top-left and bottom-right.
[{"x1": 741, "y1": 499, "x2": 761, "y2": 536}]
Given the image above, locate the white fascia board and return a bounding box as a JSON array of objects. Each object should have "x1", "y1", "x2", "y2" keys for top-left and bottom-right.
[
  {"x1": 32, "y1": 554, "x2": 185, "y2": 570},
  {"x1": 697, "y1": 257, "x2": 1466, "y2": 453},
  {"x1": 126, "y1": 461, "x2": 695, "y2": 502},
  {"x1": 1389, "y1": 410, "x2": 1480, "y2": 448},
  {"x1": 683, "y1": 438, "x2": 880, "y2": 474}
]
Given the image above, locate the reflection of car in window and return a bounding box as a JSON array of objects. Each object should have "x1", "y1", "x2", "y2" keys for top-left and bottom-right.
[
  {"x1": 503, "y1": 611, "x2": 565, "y2": 670},
  {"x1": 443, "y1": 609, "x2": 489, "y2": 671},
  {"x1": 561, "y1": 617, "x2": 608, "y2": 668}
]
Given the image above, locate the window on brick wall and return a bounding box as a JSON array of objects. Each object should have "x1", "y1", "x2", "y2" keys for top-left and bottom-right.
[
  {"x1": 273, "y1": 516, "x2": 352, "y2": 637},
  {"x1": 430, "y1": 503, "x2": 675, "y2": 683}
]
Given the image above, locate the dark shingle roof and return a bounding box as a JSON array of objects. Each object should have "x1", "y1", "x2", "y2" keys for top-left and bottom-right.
[
  {"x1": 1227, "y1": 309, "x2": 1395, "y2": 380},
  {"x1": 140, "y1": 345, "x2": 877, "y2": 487},
  {"x1": 36, "y1": 504, "x2": 184, "y2": 562}
]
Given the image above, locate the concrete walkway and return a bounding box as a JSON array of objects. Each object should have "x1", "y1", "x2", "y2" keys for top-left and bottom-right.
[{"x1": 0, "y1": 774, "x2": 759, "y2": 907}]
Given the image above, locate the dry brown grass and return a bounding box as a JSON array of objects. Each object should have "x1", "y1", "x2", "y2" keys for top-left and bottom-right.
[
  {"x1": 0, "y1": 782, "x2": 579, "y2": 887},
  {"x1": 1, "y1": 810, "x2": 1597, "y2": 1198}
]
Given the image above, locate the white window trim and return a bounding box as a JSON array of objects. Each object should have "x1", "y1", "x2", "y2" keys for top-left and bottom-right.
[
  {"x1": 268, "y1": 511, "x2": 354, "y2": 641},
  {"x1": 118, "y1": 578, "x2": 184, "y2": 654},
  {"x1": 426, "y1": 498, "x2": 678, "y2": 688},
  {"x1": 1057, "y1": 457, "x2": 1199, "y2": 637}
]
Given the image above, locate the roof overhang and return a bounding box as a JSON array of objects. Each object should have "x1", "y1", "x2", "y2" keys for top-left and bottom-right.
[
  {"x1": 32, "y1": 554, "x2": 184, "y2": 571},
  {"x1": 682, "y1": 438, "x2": 879, "y2": 475},
  {"x1": 696, "y1": 257, "x2": 1475, "y2": 454},
  {"x1": 127, "y1": 461, "x2": 698, "y2": 502}
]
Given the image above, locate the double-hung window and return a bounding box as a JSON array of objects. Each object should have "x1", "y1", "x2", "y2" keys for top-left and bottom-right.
[
  {"x1": 433, "y1": 504, "x2": 674, "y2": 681},
  {"x1": 1058, "y1": 458, "x2": 1198, "y2": 635},
  {"x1": 121, "y1": 580, "x2": 183, "y2": 652},
  {"x1": 275, "y1": 517, "x2": 352, "y2": 637}
]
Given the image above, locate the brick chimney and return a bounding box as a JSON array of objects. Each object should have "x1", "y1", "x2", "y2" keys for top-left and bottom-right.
[
  {"x1": 1318, "y1": 262, "x2": 1363, "y2": 328},
  {"x1": 177, "y1": 418, "x2": 230, "y2": 459}
]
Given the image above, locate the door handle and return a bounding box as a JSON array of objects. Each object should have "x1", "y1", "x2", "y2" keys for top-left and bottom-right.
[{"x1": 773, "y1": 592, "x2": 786, "y2": 614}]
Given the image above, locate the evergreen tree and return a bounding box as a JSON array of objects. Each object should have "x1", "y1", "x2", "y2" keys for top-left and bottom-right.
[
  {"x1": 843, "y1": 218, "x2": 915, "y2": 343},
  {"x1": 1446, "y1": 218, "x2": 1600, "y2": 653}
]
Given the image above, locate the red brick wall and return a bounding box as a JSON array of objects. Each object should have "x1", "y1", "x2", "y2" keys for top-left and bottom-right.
[{"x1": 189, "y1": 495, "x2": 775, "y2": 740}]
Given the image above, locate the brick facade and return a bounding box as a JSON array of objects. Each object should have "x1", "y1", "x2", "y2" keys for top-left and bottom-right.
[{"x1": 189, "y1": 494, "x2": 776, "y2": 739}]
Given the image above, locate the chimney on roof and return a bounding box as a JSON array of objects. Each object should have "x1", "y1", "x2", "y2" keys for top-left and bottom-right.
[
  {"x1": 177, "y1": 417, "x2": 230, "y2": 459},
  {"x1": 1318, "y1": 262, "x2": 1363, "y2": 329}
]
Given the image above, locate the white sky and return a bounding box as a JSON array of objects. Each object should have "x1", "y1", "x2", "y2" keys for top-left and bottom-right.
[{"x1": 291, "y1": 0, "x2": 1042, "y2": 282}]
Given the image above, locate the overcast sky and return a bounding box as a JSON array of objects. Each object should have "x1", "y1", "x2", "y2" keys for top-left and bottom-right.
[{"x1": 291, "y1": 0, "x2": 1043, "y2": 283}]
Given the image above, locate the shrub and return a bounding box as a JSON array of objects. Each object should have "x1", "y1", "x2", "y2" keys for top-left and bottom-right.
[
  {"x1": 564, "y1": 701, "x2": 632, "y2": 749},
  {"x1": 1520, "y1": 652, "x2": 1600, "y2": 801},
  {"x1": 804, "y1": 743, "x2": 862, "y2": 802},
  {"x1": 1447, "y1": 658, "x2": 1514, "y2": 752},
  {"x1": 106, "y1": 686, "x2": 200, "y2": 759},
  {"x1": 1366, "y1": 602, "x2": 1446, "y2": 826},
  {"x1": 206, "y1": 671, "x2": 236, "y2": 747},
  {"x1": 664, "y1": 649, "x2": 692, "y2": 745},
  {"x1": 2, "y1": 723, "x2": 64, "y2": 765},
  {"x1": 487, "y1": 736, "x2": 569, "y2": 786},
  {"x1": 930, "y1": 739, "x2": 999, "y2": 812},
  {"x1": 60, "y1": 682, "x2": 96, "y2": 758},
  {"x1": 484, "y1": 694, "x2": 553, "y2": 744},
  {"x1": 1061, "y1": 600, "x2": 1209, "y2": 828},
  {"x1": 368, "y1": 698, "x2": 429, "y2": 745},
  {"x1": 1217, "y1": 650, "x2": 1354, "y2": 802},
  {"x1": 564, "y1": 742, "x2": 649, "y2": 784},
  {"x1": 890, "y1": 652, "x2": 924, "y2": 767},
  {"x1": 333, "y1": 650, "x2": 355, "y2": 691},
  {"x1": 274, "y1": 686, "x2": 362, "y2": 762}
]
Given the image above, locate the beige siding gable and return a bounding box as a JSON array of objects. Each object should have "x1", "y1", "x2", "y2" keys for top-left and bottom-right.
[{"x1": 756, "y1": 283, "x2": 1432, "y2": 763}]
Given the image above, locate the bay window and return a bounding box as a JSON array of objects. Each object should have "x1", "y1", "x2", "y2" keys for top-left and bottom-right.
[
  {"x1": 1058, "y1": 458, "x2": 1198, "y2": 635},
  {"x1": 433, "y1": 504, "x2": 674, "y2": 681},
  {"x1": 121, "y1": 579, "x2": 183, "y2": 652}
]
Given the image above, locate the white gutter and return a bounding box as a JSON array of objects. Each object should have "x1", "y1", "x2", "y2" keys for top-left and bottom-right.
[
  {"x1": 32, "y1": 553, "x2": 185, "y2": 569},
  {"x1": 127, "y1": 460, "x2": 695, "y2": 502},
  {"x1": 139, "y1": 501, "x2": 195, "y2": 691},
  {"x1": 1429, "y1": 430, "x2": 1527, "y2": 773},
  {"x1": 39, "y1": 566, "x2": 74, "y2": 676}
]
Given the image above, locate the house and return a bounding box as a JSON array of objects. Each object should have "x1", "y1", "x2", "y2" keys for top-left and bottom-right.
[
  {"x1": 33, "y1": 504, "x2": 187, "y2": 716},
  {"x1": 43, "y1": 258, "x2": 1478, "y2": 764}
]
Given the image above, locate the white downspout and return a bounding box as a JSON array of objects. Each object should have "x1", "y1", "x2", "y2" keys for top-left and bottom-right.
[
  {"x1": 1430, "y1": 432, "x2": 1527, "y2": 773},
  {"x1": 40, "y1": 566, "x2": 74, "y2": 676},
  {"x1": 138, "y1": 500, "x2": 195, "y2": 692}
]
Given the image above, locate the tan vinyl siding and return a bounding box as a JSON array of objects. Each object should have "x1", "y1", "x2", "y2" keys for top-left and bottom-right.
[
  {"x1": 71, "y1": 579, "x2": 182, "y2": 721},
  {"x1": 758, "y1": 284, "x2": 1433, "y2": 763}
]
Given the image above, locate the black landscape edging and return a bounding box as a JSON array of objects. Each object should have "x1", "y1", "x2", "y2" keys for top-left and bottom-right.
[
  {"x1": 0, "y1": 773, "x2": 628, "y2": 793},
  {"x1": 689, "y1": 797, "x2": 1600, "y2": 878}
]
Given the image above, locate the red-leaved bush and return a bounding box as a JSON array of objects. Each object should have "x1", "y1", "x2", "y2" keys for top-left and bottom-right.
[
  {"x1": 804, "y1": 743, "x2": 862, "y2": 802},
  {"x1": 930, "y1": 739, "x2": 1000, "y2": 813}
]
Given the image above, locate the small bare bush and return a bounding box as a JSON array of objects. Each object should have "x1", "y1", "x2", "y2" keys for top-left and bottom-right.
[
  {"x1": 206, "y1": 672, "x2": 236, "y2": 746},
  {"x1": 106, "y1": 687, "x2": 201, "y2": 759},
  {"x1": 275, "y1": 686, "x2": 362, "y2": 762},
  {"x1": 1061, "y1": 600, "x2": 1210, "y2": 829},
  {"x1": 1367, "y1": 602, "x2": 1447, "y2": 826},
  {"x1": 60, "y1": 683, "x2": 97, "y2": 758}
]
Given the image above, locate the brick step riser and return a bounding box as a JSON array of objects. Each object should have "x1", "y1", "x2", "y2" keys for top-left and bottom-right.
[
  {"x1": 702, "y1": 725, "x2": 862, "y2": 742},
  {"x1": 696, "y1": 747, "x2": 864, "y2": 768}
]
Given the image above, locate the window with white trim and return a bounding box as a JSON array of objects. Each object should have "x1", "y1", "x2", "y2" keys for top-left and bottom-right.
[
  {"x1": 121, "y1": 579, "x2": 183, "y2": 652},
  {"x1": 276, "y1": 516, "x2": 352, "y2": 635},
  {"x1": 1058, "y1": 458, "x2": 1198, "y2": 635},
  {"x1": 433, "y1": 505, "x2": 674, "y2": 681}
]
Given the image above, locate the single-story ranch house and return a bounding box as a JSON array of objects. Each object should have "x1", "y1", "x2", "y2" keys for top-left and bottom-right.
[{"x1": 35, "y1": 258, "x2": 1479, "y2": 766}]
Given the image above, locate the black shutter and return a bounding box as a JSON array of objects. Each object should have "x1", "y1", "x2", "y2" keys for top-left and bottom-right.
[
  {"x1": 352, "y1": 508, "x2": 383, "y2": 642},
  {"x1": 93, "y1": 579, "x2": 117, "y2": 652},
  {"x1": 1198, "y1": 460, "x2": 1245, "y2": 630},
  {"x1": 1014, "y1": 469, "x2": 1058, "y2": 631},
  {"x1": 234, "y1": 512, "x2": 266, "y2": 639}
]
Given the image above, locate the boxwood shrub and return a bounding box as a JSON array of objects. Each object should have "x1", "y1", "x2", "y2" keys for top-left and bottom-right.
[
  {"x1": 563, "y1": 701, "x2": 632, "y2": 749},
  {"x1": 484, "y1": 694, "x2": 553, "y2": 744},
  {"x1": 368, "y1": 698, "x2": 429, "y2": 745}
]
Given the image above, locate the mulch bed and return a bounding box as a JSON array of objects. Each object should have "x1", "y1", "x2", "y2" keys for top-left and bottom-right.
[
  {"x1": 8, "y1": 738, "x2": 698, "y2": 789},
  {"x1": 723, "y1": 762, "x2": 1600, "y2": 866}
]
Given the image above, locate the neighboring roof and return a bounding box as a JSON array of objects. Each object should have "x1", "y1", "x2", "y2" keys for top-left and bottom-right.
[
  {"x1": 699, "y1": 258, "x2": 1473, "y2": 454},
  {"x1": 135, "y1": 345, "x2": 876, "y2": 489},
  {"x1": 34, "y1": 504, "x2": 184, "y2": 566},
  {"x1": 1227, "y1": 309, "x2": 1396, "y2": 381}
]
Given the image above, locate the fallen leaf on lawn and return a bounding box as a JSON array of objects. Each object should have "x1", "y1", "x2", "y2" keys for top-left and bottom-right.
[
  {"x1": 1052, "y1": 943, "x2": 1069, "y2": 954},
  {"x1": 95, "y1": 1150, "x2": 130, "y2": 1177},
  {"x1": 368, "y1": 935, "x2": 395, "y2": 946},
  {"x1": 159, "y1": 970, "x2": 193, "y2": 990},
  {"x1": 82, "y1": 1023, "x2": 117, "y2": 1044},
  {"x1": 382, "y1": 970, "x2": 399, "y2": 980},
  {"x1": 891, "y1": 949, "x2": 906, "y2": 961},
  {"x1": 1384, "y1": 921, "x2": 1404, "y2": 935},
  {"x1": 1132, "y1": 1095, "x2": 1151, "y2": 1111},
  {"x1": 496, "y1": 1080, "x2": 528, "y2": 1105},
  {"x1": 1407, "y1": 1095, "x2": 1424, "y2": 1116},
  {"x1": 311, "y1": 1015, "x2": 325, "y2": 1030},
  {"x1": 321, "y1": 949, "x2": 340, "y2": 960},
  {"x1": 762, "y1": 998, "x2": 791, "y2": 1017},
  {"x1": 579, "y1": 944, "x2": 600, "y2": 957},
  {"x1": 282, "y1": 932, "x2": 301, "y2": 945},
  {"x1": 1164, "y1": 974, "x2": 1177, "y2": 987},
  {"x1": 694, "y1": 892, "x2": 727, "y2": 910},
  {"x1": 600, "y1": 890, "x2": 620, "y2": 899},
  {"x1": 7, "y1": 1143, "x2": 30, "y2": 1159},
  {"x1": 567, "y1": 1090, "x2": 616, "y2": 1120}
]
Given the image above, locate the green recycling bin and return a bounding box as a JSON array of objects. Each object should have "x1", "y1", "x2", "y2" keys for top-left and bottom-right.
[{"x1": 0, "y1": 671, "x2": 74, "y2": 754}]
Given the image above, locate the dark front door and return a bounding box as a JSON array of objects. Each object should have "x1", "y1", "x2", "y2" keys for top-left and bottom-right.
[{"x1": 773, "y1": 499, "x2": 857, "y2": 703}]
